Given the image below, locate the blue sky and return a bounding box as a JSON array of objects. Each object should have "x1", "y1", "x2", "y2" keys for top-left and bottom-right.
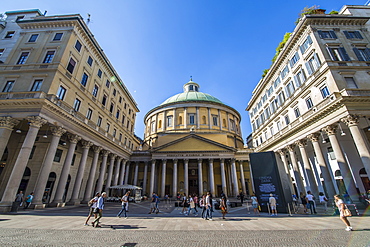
[{"x1": 1, "y1": 0, "x2": 367, "y2": 140}]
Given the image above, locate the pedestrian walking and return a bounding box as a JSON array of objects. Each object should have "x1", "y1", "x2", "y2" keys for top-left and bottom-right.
[
  {"x1": 15, "y1": 191, "x2": 24, "y2": 207},
  {"x1": 85, "y1": 192, "x2": 100, "y2": 226},
  {"x1": 334, "y1": 194, "x2": 352, "y2": 231},
  {"x1": 92, "y1": 192, "x2": 107, "y2": 228},
  {"x1": 117, "y1": 191, "x2": 130, "y2": 219},
  {"x1": 148, "y1": 192, "x2": 157, "y2": 214},
  {"x1": 154, "y1": 193, "x2": 160, "y2": 214},
  {"x1": 187, "y1": 195, "x2": 198, "y2": 216},
  {"x1": 199, "y1": 194, "x2": 206, "y2": 219},
  {"x1": 300, "y1": 192, "x2": 308, "y2": 214},
  {"x1": 269, "y1": 194, "x2": 277, "y2": 216},
  {"x1": 319, "y1": 192, "x2": 328, "y2": 212},
  {"x1": 193, "y1": 194, "x2": 199, "y2": 213},
  {"x1": 250, "y1": 194, "x2": 260, "y2": 215},
  {"x1": 205, "y1": 192, "x2": 213, "y2": 220},
  {"x1": 220, "y1": 197, "x2": 227, "y2": 219},
  {"x1": 239, "y1": 191, "x2": 244, "y2": 204},
  {"x1": 306, "y1": 191, "x2": 317, "y2": 214},
  {"x1": 180, "y1": 193, "x2": 188, "y2": 215},
  {"x1": 24, "y1": 192, "x2": 34, "y2": 209}
]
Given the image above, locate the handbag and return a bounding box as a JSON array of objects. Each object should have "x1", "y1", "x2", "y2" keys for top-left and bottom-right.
[{"x1": 343, "y1": 208, "x2": 352, "y2": 217}]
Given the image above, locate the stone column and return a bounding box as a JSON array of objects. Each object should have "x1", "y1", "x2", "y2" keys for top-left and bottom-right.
[
  {"x1": 172, "y1": 159, "x2": 178, "y2": 197},
  {"x1": 83, "y1": 146, "x2": 102, "y2": 202},
  {"x1": 209, "y1": 159, "x2": 215, "y2": 195},
  {"x1": 184, "y1": 107, "x2": 187, "y2": 129},
  {"x1": 163, "y1": 111, "x2": 167, "y2": 131},
  {"x1": 184, "y1": 159, "x2": 189, "y2": 196},
  {"x1": 198, "y1": 159, "x2": 203, "y2": 196},
  {"x1": 133, "y1": 161, "x2": 139, "y2": 186},
  {"x1": 277, "y1": 149, "x2": 295, "y2": 194},
  {"x1": 218, "y1": 109, "x2": 222, "y2": 130},
  {"x1": 118, "y1": 160, "x2": 127, "y2": 185},
  {"x1": 307, "y1": 133, "x2": 336, "y2": 199},
  {"x1": 0, "y1": 116, "x2": 46, "y2": 206},
  {"x1": 0, "y1": 117, "x2": 19, "y2": 159},
  {"x1": 105, "y1": 153, "x2": 117, "y2": 190},
  {"x1": 208, "y1": 108, "x2": 212, "y2": 129},
  {"x1": 287, "y1": 144, "x2": 305, "y2": 195},
  {"x1": 296, "y1": 139, "x2": 319, "y2": 196},
  {"x1": 96, "y1": 150, "x2": 110, "y2": 193},
  {"x1": 342, "y1": 114, "x2": 370, "y2": 179},
  {"x1": 113, "y1": 157, "x2": 122, "y2": 186},
  {"x1": 33, "y1": 127, "x2": 67, "y2": 206},
  {"x1": 238, "y1": 160, "x2": 247, "y2": 195},
  {"x1": 51, "y1": 133, "x2": 81, "y2": 205},
  {"x1": 323, "y1": 124, "x2": 358, "y2": 200},
  {"x1": 124, "y1": 162, "x2": 131, "y2": 185},
  {"x1": 220, "y1": 158, "x2": 227, "y2": 197},
  {"x1": 150, "y1": 160, "x2": 156, "y2": 195},
  {"x1": 196, "y1": 107, "x2": 200, "y2": 129},
  {"x1": 231, "y1": 158, "x2": 239, "y2": 196},
  {"x1": 161, "y1": 159, "x2": 167, "y2": 197},
  {"x1": 143, "y1": 161, "x2": 148, "y2": 194},
  {"x1": 69, "y1": 140, "x2": 93, "y2": 204}
]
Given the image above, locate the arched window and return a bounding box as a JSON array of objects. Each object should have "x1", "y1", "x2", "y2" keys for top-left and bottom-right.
[
  {"x1": 335, "y1": 170, "x2": 342, "y2": 177},
  {"x1": 158, "y1": 120, "x2": 162, "y2": 129},
  {"x1": 202, "y1": 116, "x2": 206, "y2": 124},
  {"x1": 178, "y1": 116, "x2": 183, "y2": 125}
]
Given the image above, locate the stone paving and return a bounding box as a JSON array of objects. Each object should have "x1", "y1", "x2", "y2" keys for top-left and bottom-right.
[{"x1": 0, "y1": 201, "x2": 369, "y2": 246}]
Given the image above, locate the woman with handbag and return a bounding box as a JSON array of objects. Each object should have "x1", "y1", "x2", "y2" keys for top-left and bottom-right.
[{"x1": 334, "y1": 194, "x2": 352, "y2": 231}]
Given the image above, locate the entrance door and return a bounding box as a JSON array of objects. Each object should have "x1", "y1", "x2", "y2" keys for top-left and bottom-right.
[{"x1": 188, "y1": 168, "x2": 198, "y2": 195}]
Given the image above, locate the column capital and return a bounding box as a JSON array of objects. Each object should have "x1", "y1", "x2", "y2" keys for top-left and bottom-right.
[
  {"x1": 220, "y1": 158, "x2": 225, "y2": 163},
  {"x1": 0, "y1": 117, "x2": 19, "y2": 129},
  {"x1": 151, "y1": 159, "x2": 156, "y2": 164},
  {"x1": 209, "y1": 158, "x2": 214, "y2": 163},
  {"x1": 81, "y1": 140, "x2": 93, "y2": 149},
  {"x1": 341, "y1": 114, "x2": 360, "y2": 127},
  {"x1": 102, "y1": 150, "x2": 110, "y2": 156},
  {"x1": 295, "y1": 139, "x2": 307, "y2": 148},
  {"x1": 109, "y1": 153, "x2": 117, "y2": 159},
  {"x1": 198, "y1": 158, "x2": 203, "y2": 162},
  {"x1": 237, "y1": 160, "x2": 244, "y2": 164},
  {"x1": 286, "y1": 144, "x2": 295, "y2": 152},
  {"x1": 67, "y1": 134, "x2": 81, "y2": 144},
  {"x1": 162, "y1": 159, "x2": 167, "y2": 164},
  {"x1": 92, "y1": 146, "x2": 103, "y2": 153},
  {"x1": 184, "y1": 159, "x2": 189, "y2": 163},
  {"x1": 230, "y1": 158, "x2": 236, "y2": 162},
  {"x1": 307, "y1": 133, "x2": 320, "y2": 142},
  {"x1": 50, "y1": 126, "x2": 67, "y2": 137},
  {"x1": 322, "y1": 124, "x2": 337, "y2": 136},
  {"x1": 117, "y1": 157, "x2": 123, "y2": 162},
  {"x1": 277, "y1": 149, "x2": 286, "y2": 156},
  {"x1": 173, "y1": 159, "x2": 178, "y2": 163},
  {"x1": 27, "y1": 116, "x2": 47, "y2": 128}
]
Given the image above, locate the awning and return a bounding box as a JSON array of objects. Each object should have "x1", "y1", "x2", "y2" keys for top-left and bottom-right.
[{"x1": 109, "y1": 184, "x2": 142, "y2": 190}]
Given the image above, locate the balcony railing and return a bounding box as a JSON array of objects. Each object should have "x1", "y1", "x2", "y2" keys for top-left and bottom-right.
[{"x1": 341, "y1": 89, "x2": 370, "y2": 97}]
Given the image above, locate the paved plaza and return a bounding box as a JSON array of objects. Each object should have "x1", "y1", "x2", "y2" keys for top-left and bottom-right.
[{"x1": 0, "y1": 201, "x2": 369, "y2": 247}]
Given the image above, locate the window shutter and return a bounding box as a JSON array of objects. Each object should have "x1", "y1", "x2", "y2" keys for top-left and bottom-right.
[
  {"x1": 353, "y1": 48, "x2": 364, "y2": 61},
  {"x1": 326, "y1": 47, "x2": 337, "y2": 61},
  {"x1": 305, "y1": 61, "x2": 313, "y2": 75},
  {"x1": 343, "y1": 31, "x2": 350, "y2": 39},
  {"x1": 329, "y1": 31, "x2": 337, "y2": 39},
  {"x1": 339, "y1": 47, "x2": 350, "y2": 61},
  {"x1": 355, "y1": 31, "x2": 363, "y2": 39}
]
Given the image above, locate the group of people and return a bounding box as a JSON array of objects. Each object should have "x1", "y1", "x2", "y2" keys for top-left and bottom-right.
[
  {"x1": 14, "y1": 191, "x2": 34, "y2": 210},
  {"x1": 250, "y1": 193, "x2": 277, "y2": 216}
]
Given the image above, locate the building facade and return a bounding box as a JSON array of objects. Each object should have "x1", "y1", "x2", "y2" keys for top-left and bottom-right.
[
  {"x1": 0, "y1": 10, "x2": 140, "y2": 211},
  {"x1": 246, "y1": 5, "x2": 370, "y2": 201},
  {"x1": 129, "y1": 80, "x2": 252, "y2": 198}
]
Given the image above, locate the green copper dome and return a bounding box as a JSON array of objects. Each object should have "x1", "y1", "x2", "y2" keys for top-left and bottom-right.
[{"x1": 160, "y1": 80, "x2": 224, "y2": 105}]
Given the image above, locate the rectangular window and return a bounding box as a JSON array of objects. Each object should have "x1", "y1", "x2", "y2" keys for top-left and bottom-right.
[
  {"x1": 53, "y1": 33, "x2": 63, "y2": 41},
  {"x1": 318, "y1": 30, "x2": 337, "y2": 39},
  {"x1": 277, "y1": 121, "x2": 281, "y2": 131},
  {"x1": 30, "y1": 79, "x2": 43, "y2": 91},
  {"x1": 75, "y1": 40, "x2": 82, "y2": 52},
  {"x1": 0, "y1": 48, "x2": 4, "y2": 57},
  {"x1": 113, "y1": 88, "x2": 116, "y2": 96},
  {"x1": 294, "y1": 107, "x2": 300, "y2": 118},
  {"x1": 5, "y1": 31, "x2": 15, "y2": 39},
  {"x1": 305, "y1": 53, "x2": 321, "y2": 75},
  {"x1": 320, "y1": 85, "x2": 330, "y2": 98},
  {"x1": 284, "y1": 115, "x2": 290, "y2": 125},
  {"x1": 326, "y1": 47, "x2": 350, "y2": 61},
  {"x1": 151, "y1": 122, "x2": 155, "y2": 133},
  {"x1": 17, "y1": 52, "x2": 29, "y2": 64},
  {"x1": 353, "y1": 48, "x2": 370, "y2": 61},
  {"x1": 43, "y1": 50, "x2": 55, "y2": 63},
  {"x1": 113, "y1": 128, "x2": 116, "y2": 137},
  {"x1": 300, "y1": 35, "x2": 313, "y2": 54},
  {"x1": 306, "y1": 97, "x2": 314, "y2": 109},
  {"x1": 189, "y1": 114, "x2": 195, "y2": 125},
  {"x1": 126, "y1": 120, "x2": 130, "y2": 129},
  {"x1": 289, "y1": 52, "x2": 300, "y2": 67},
  {"x1": 86, "y1": 108, "x2": 93, "y2": 120},
  {"x1": 343, "y1": 31, "x2": 363, "y2": 39},
  {"x1": 87, "y1": 56, "x2": 93, "y2": 66},
  {"x1": 122, "y1": 115, "x2": 125, "y2": 125},
  {"x1": 264, "y1": 107, "x2": 271, "y2": 119},
  {"x1": 16, "y1": 16, "x2": 24, "y2": 22},
  {"x1": 276, "y1": 91, "x2": 285, "y2": 107},
  {"x1": 284, "y1": 81, "x2": 295, "y2": 98},
  {"x1": 212, "y1": 115, "x2": 218, "y2": 126},
  {"x1": 294, "y1": 69, "x2": 306, "y2": 88},
  {"x1": 2, "y1": 80, "x2": 15, "y2": 92},
  {"x1": 102, "y1": 94, "x2": 107, "y2": 106},
  {"x1": 267, "y1": 86, "x2": 273, "y2": 97},
  {"x1": 110, "y1": 103, "x2": 114, "y2": 113},
  {"x1": 270, "y1": 101, "x2": 277, "y2": 114},
  {"x1": 119, "y1": 96, "x2": 122, "y2": 103},
  {"x1": 270, "y1": 126, "x2": 274, "y2": 136},
  {"x1": 56, "y1": 86, "x2": 66, "y2": 100},
  {"x1": 119, "y1": 133, "x2": 122, "y2": 142},
  {"x1": 73, "y1": 98, "x2": 81, "y2": 111},
  {"x1": 273, "y1": 77, "x2": 281, "y2": 88},
  {"x1": 116, "y1": 109, "x2": 120, "y2": 119},
  {"x1": 344, "y1": 77, "x2": 358, "y2": 89},
  {"x1": 92, "y1": 84, "x2": 99, "y2": 97},
  {"x1": 53, "y1": 149, "x2": 63, "y2": 162},
  {"x1": 106, "y1": 80, "x2": 110, "y2": 88},
  {"x1": 28, "y1": 34, "x2": 38, "y2": 42},
  {"x1": 97, "y1": 116, "x2": 102, "y2": 127},
  {"x1": 167, "y1": 115, "x2": 173, "y2": 127},
  {"x1": 281, "y1": 65, "x2": 289, "y2": 79},
  {"x1": 66, "y1": 58, "x2": 76, "y2": 74},
  {"x1": 80, "y1": 72, "x2": 89, "y2": 87},
  {"x1": 97, "y1": 69, "x2": 102, "y2": 78}
]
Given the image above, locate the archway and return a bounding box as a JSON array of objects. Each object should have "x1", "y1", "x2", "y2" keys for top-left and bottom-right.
[
  {"x1": 359, "y1": 168, "x2": 370, "y2": 191},
  {"x1": 43, "y1": 172, "x2": 56, "y2": 203},
  {"x1": 18, "y1": 167, "x2": 31, "y2": 193},
  {"x1": 62, "y1": 174, "x2": 71, "y2": 202}
]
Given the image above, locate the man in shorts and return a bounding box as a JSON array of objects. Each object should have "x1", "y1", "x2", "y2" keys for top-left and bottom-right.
[{"x1": 269, "y1": 193, "x2": 277, "y2": 216}]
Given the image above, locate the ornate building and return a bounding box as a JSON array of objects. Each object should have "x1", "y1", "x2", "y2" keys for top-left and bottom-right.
[
  {"x1": 0, "y1": 10, "x2": 139, "y2": 212},
  {"x1": 129, "y1": 80, "x2": 252, "y2": 198},
  {"x1": 246, "y1": 5, "x2": 370, "y2": 201}
]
